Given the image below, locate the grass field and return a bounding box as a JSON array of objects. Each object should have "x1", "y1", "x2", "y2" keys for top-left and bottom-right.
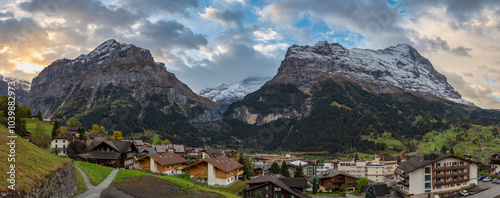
[
  {"x1": 74, "y1": 161, "x2": 114, "y2": 186},
  {"x1": 0, "y1": 125, "x2": 71, "y2": 192},
  {"x1": 24, "y1": 118, "x2": 53, "y2": 136},
  {"x1": 74, "y1": 167, "x2": 88, "y2": 196},
  {"x1": 306, "y1": 192, "x2": 343, "y2": 197},
  {"x1": 113, "y1": 169, "x2": 242, "y2": 198}
]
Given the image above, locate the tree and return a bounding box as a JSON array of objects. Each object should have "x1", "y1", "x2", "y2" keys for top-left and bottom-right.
[
  {"x1": 270, "y1": 162, "x2": 281, "y2": 174},
  {"x1": 252, "y1": 190, "x2": 264, "y2": 198},
  {"x1": 312, "y1": 177, "x2": 318, "y2": 194},
  {"x1": 365, "y1": 184, "x2": 377, "y2": 198},
  {"x1": 354, "y1": 153, "x2": 360, "y2": 160},
  {"x1": 99, "y1": 125, "x2": 107, "y2": 136},
  {"x1": 280, "y1": 162, "x2": 290, "y2": 177},
  {"x1": 294, "y1": 164, "x2": 304, "y2": 178},
  {"x1": 30, "y1": 122, "x2": 51, "y2": 148},
  {"x1": 52, "y1": 120, "x2": 60, "y2": 138},
  {"x1": 356, "y1": 177, "x2": 370, "y2": 194},
  {"x1": 454, "y1": 149, "x2": 463, "y2": 158},
  {"x1": 449, "y1": 147, "x2": 455, "y2": 155},
  {"x1": 50, "y1": 147, "x2": 61, "y2": 155},
  {"x1": 237, "y1": 155, "x2": 255, "y2": 179},
  {"x1": 89, "y1": 124, "x2": 100, "y2": 134},
  {"x1": 324, "y1": 183, "x2": 335, "y2": 192},
  {"x1": 0, "y1": 96, "x2": 27, "y2": 135},
  {"x1": 67, "y1": 117, "x2": 79, "y2": 127},
  {"x1": 112, "y1": 131, "x2": 123, "y2": 141},
  {"x1": 339, "y1": 184, "x2": 349, "y2": 193},
  {"x1": 161, "y1": 139, "x2": 172, "y2": 145},
  {"x1": 440, "y1": 144, "x2": 447, "y2": 154},
  {"x1": 67, "y1": 141, "x2": 87, "y2": 158},
  {"x1": 37, "y1": 110, "x2": 43, "y2": 121},
  {"x1": 225, "y1": 152, "x2": 231, "y2": 158}
]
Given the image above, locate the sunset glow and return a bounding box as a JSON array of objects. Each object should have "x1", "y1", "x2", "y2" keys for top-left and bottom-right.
[{"x1": 9, "y1": 59, "x2": 44, "y2": 73}]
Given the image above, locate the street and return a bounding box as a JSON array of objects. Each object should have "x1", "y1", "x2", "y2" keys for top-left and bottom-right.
[{"x1": 469, "y1": 182, "x2": 500, "y2": 198}]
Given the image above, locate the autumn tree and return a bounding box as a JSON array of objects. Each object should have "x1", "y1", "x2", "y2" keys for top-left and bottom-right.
[
  {"x1": 89, "y1": 124, "x2": 100, "y2": 134},
  {"x1": 112, "y1": 131, "x2": 123, "y2": 141},
  {"x1": 30, "y1": 122, "x2": 51, "y2": 148},
  {"x1": 161, "y1": 139, "x2": 172, "y2": 145},
  {"x1": 66, "y1": 117, "x2": 79, "y2": 127}
]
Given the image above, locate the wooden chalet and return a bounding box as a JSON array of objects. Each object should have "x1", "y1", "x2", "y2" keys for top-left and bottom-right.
[
  {"x1": 78, "y1": 141, "x2": 137, "y2": 169},
  {"x1": 136, "y1": 153, "x2": 187, "y2": 175},
  {"x1": 187, "y1": 156, "x2": 243, "y2": 186},
  {"x1": 247, "y1": 174, "x2": 311, "y2": 198}
]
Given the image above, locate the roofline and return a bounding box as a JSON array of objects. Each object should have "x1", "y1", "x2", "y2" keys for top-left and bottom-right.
[
  {"x1": 398, "y1": 154, "x2": 480, "y2": 172},
  {"x1": 136, "y1": 154, "x2": 186, "y2": 166},
  {"x1": 186, "y1": 158, "x2": 243, "y2": 172}
]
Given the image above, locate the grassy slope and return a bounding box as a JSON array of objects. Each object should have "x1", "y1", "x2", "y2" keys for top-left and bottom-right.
[
  {"x1": 74, "y1": 161, "x2": 113, "y2": 186},
  {"x1": 361, "y1": 124, "x2": 500, "y2": 160},
  {"x1": 113, "y1": 169, "x2": 240, "y2": 198},
  {"x1": 0, "y1": 125, "x2": 70, "y2": 192},
  {"x1": 74, "y1": 168, "x2": 87, "y2": 196},
  {"x1": 24, "y1": 118, "x2": 53, "y2": 136}
]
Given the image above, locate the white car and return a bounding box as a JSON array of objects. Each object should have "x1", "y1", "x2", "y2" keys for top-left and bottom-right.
[
  {"x1": 483, "y1": 177, "x2": 492, "y2": 182},
  {"x1": 460, "y1": 190, "x2": 469, "y2": 196}
]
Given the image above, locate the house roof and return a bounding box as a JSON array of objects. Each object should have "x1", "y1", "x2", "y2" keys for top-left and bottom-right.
[
  {"x1": 94, "y1": 137, "x2": 107, "y2": 141},
  {"x1": 86, "y1": 141, "x2": 136, "y2": 153},
  {"x1": 280, "y1": 178, "x2": 308, "y2": 188},
  {"x1": 137, "y1": 153, "x2": 187, "y2": 166},
  {"x1": 253, "y1": 165, "x2": 271, "y2": 171},
  {"x1": 123, "y1": 140, "x2": 145, "y2": 146},
  {"x1": 316, "y1": 169, "x2": 358, "y2": 179},
  {"x1": 86, "y1": 151, "x2": 121, "y2": 160},
  {"x1": 398, "y1": 153, "x2": 477, "y2": 172},
  {"x1": 165, "y1": 144, "x2": 185, "y2": 153},
  {"x1": 67, "y1": 127, "x2": 80, "y2": 131},
  {"x1": 247, "y1": 175, "x2": 311, "y2": 198},
  {"x1": 138, "y1": 147, "x2": 157, "y2": 154},
  {"x1": 152, "y1": 145, "x2": 166, "y2": 153},
  {"x1": 363, "y1": 184, "x2": 391, "y2": 197},
  {"x1": 187, "y1": 156, "x2": 243, "y2": 172},
  {"x1": 51, "y1": 133, "x2": 77, "y2": 144}
]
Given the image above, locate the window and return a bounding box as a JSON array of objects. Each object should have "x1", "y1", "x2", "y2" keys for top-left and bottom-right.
[
  {"x1": 425, "y1": 175, "x2": 431, "y2": 181},
  {"x1": 425, "y1": 183, "x2": 431, "y2": 189},
  {"x1": 265, "y1": 194, "x2": 269, "y2": 198},
  {"x1": 275, "y1": 187, "x2": 281, "y2": 191},
  {"x1": 425, "y1": 167, "x2": 431, "y2": 174},
  {"x1": 265, "y1": 186, "x2": 269, "y2": 190}
]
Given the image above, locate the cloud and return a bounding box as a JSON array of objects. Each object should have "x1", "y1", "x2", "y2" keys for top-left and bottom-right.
[
  {"x1": 138, "y1": 20, "x2": 208, "y2": 50},
  {"x1": 199, "y1": 7, "x2": 244, "y2": 28},
  {"x1": 119, "y1": 0, "x2": 199, "y2": 17},
  {"x1": 450, "y1": 46, "x2": 472, "y2": 57}
]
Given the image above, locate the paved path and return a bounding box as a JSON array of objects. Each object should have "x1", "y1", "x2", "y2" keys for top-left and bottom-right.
[
  {"x1": 75, "y1": 167, "x2": 119, "y2": 198},
  {"x1": 469, "y1": 182, "x2": 500, "y2": 198}
]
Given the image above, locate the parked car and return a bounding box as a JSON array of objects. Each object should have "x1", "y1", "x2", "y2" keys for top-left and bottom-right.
[
  {"x1": 495, "y1": 179, "x2": 500, "y2": 184},
  {"x1": 493, "y1": 179, "x2": 498, "y2": 183},
  {"x1": 460, "y1": 190, "x2": 469, "y2": 196},
  {"x1": 483, "y1": 177, "x2": 492, "y2": 182},
  {"x1": 477, "y1": 176, "x2": 484, "y2": 181}
]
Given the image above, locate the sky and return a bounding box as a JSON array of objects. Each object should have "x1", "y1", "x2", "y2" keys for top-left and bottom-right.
[{"x1": 0, "y1": 0, "x2": 500, "y2": 109}]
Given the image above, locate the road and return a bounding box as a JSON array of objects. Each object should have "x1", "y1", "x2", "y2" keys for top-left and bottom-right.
[
  {"x1": 469, "y1": 182, "x2": 500, "y2": 198},
  {"x1": 75, "y1": 167, "x2": 119, "y2": 198}
]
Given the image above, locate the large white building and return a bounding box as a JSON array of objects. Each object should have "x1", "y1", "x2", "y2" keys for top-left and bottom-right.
[
  {"x1": 395, "y1": 153, "x2": 478, "y2": 198},
  {"x1": 49, "y1": 134, "x2": 76, "y2": 156},
  {"x1": 315, "y1": 162, "x2": 334, "y2": 175},
  {"x1": 338, "y1": 159, "x2": 386, "y2": 183}
]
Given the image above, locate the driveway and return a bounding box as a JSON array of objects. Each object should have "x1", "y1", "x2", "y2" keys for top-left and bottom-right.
[
  {"x1": 469, "y1": 182, "x2": 500, "y2": 198},
  {"x1": 75, "y1": 167, "x2": 119, "y2": 198}
]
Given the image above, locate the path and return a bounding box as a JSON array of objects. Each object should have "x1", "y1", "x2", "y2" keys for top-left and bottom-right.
[
  {"x1": 469, "y1": 182, "x2": 500, "y2": 198},
  {"x1": 75, "y1": 167, "x2": 119, "y2": 198}
]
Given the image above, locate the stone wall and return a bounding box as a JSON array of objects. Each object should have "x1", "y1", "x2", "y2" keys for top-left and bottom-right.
[{"x1": 0, "y1": 160, "x2": 77, "y2": 198}]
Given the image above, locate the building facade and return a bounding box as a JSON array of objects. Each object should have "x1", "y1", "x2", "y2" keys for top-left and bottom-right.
[
  {"x1": 247, "y1": 175, "x2": 311, "y2": 198},
  {"x1": 187, "y1": 156, "x2": 243, "y2": 186},
  {"x1": 338, "y1": 160, "x2": 386, "y2": 183},
  {"x1": 136, "y1": 153, "x2": 187, "y2": 175},
  {"x1": 50, "y1": 134, "x2": 76, "y2": 156}
]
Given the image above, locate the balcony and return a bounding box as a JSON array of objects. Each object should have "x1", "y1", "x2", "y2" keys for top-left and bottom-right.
[
  {"x1": 434, "y1": 165, "x2": 469, "y2": 171},
  {"x1": 433, "y1": 172, "x2": 468, "y2": 179},
  {"x1": 434, "y1": 178, "x2": 469, "y2": 186},
  {"x1": 331, "y1": 180, "x2": 345, "y2": 184},
  {"x1": 399, "y1": 180, "x2": 409, "y2": 186},
  {"x1": 400, "y1": 172, "x2": 409, "y2": 178}
]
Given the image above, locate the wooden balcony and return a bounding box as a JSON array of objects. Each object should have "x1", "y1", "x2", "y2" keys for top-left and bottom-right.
[
  {"x1": 434, "y1": 165, "x2": 469, "y2": 171},
  {"x1": 434, "y1": 178, "x2": 469, "y2": 186},
  {"x1": 433, "y1": 172, "x2": 468, "y2": 179}
]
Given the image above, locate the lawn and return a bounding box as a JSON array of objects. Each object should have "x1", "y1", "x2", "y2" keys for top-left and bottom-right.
[
  {"x1": 24, "y1": 118, "x2": 53, "y2": 136},
  {"x1": 74, "y1": 161, "x2": 114, "y2": 186},
  {"x1": 112, "y1": 169, "x2": 241, "y2": 198},
  {"x1": 306, "y1": 192, "x2": 343, "y2": 197},
  {"x1": 74, "y1": 167, "x2": 88, "y2": 196}
]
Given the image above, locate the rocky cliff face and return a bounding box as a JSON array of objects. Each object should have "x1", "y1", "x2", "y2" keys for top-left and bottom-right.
[
  {"x1": 225, "y1": 41, "x2": 473, "y2": 125},
  {"x1": 26, "y1": 39, "x2": 221, "y2": 135},
  {"x1": 0, "y1": 75, "x2": 31, "y2": 104},
  {"x1": 200, "y1": 77, "x2": 271, "y2": 110}
]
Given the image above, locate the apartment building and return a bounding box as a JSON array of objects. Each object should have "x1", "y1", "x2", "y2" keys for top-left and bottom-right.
[
  {"x1": 338, "y1": 160, "x2": 386, "y2": 183},
  {"x1": 394, "y1": 153, "x2": 478, "y2": 198}
]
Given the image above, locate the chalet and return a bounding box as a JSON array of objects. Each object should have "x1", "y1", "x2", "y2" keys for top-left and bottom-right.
[
  {"x1": 487, "y1": 153, "x2": 500, "y2": 174},
  {"x1": 254, "y1": 165, "x2": 271, "y2": 176},
  {"x1": 50, "y1": 134, "x2": 77, "y2": 156},
  {"x1": 43, "y1": 118, "x2": 51, "y2": 124},
  {"x1": 186, "y1": 147, "x2": 209, "y2": 159},
  {"x1": 393, "y1": 153, "x2": 478, "y2": 198},
  {"x1": 317, "y1": 169, "x2": 358, "y2": 192},
  {"x1": 90, "y1": 134, "x2": 106, "y2": 141},
  {"x1": 187, "y1": 156, "x2": 243, "y2": 186},
  {"x1": 136, "y1": 153, "x2": 187, "y2": 175},
  {"x1": 79, "y1": 141, "x2": 138, "y2": 169},
  {"x1": 152, "y1": 144, "x2": 185, "y2": 156},
  {"x1": 138, "y1": 147, "x2": 157, "y2": 157},
  {"x1": 247, "y1": 174, "x2": 311, "y2": 198},
  {"x1": 123, "y1": 140, "x2": 145, "y2": 148},
  {"x1": 66, "y1": 126, "x2": 82, "y2": 137}
]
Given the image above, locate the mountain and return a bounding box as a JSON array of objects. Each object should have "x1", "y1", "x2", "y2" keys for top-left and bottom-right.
[
  {"x1": 26, "y1": 39, "x2": 221, "y2": 144},
  {"x1": 0, "y1": 74, "x2": 31, "y2": 104},
  {"x1": 199, "y1": 77, "x2": 271, "y2": 110},
  {"x1": 224, "y1": 41, "x2": 473, "y2": 125},
  {"x1": 213, "y1": 41, "x2": 500, "y2": 154}
]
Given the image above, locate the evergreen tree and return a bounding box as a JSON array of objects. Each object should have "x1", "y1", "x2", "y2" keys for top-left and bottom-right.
[
  {"x1": 294, "y1": 164, "x2": 304, "y2": 178},
  {"x1": 354, "y1": 153, "x2": 360, "y2": 160},
  {"x1": 237, "y1": 155, "x2": 255, "y2": 179},
  {"x1": 440, "y1": 145, "x2": 447, "y2": 154},
  {"x1": 37, "y1": 110, "x2": 43, "y2": 121},
  {"x1": 270, "y1": 162, "x2": 281, "y2": 174},
  {"x1": 449, "y1": 147, "x2": 455, "y2": 155},
  {"x1": 280, "y1": 162, "x2": 290, "y2": 177},
  {"x1": 365, "y1": 184, "x2": 377, "y2": 198},
  {"x1": 52, "y1": 120, "x2": 60, "y2": 138},
  {"x1": 312, "y1": 177, "x2": 318, "y2": 194}
]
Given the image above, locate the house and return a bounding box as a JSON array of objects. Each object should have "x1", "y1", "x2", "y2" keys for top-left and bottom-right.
[
  {"x1": 152, "y1": 144, "x2": 185, "y2": 156},
  {"x1": 338, "y1": 159, "x2": 386, "y2": 183},
  {"x1": 374, "y1": 152, "x2": 409, "y2": 180},
  {"x1": 254, "y1": 165, "x2": 271, "y2": 176},
  {"x1": 138, "y1": 147, "x2": 157, "y2": 157},
  {"x1": 487, "y1": 153, "x2": 500, "y2": 174},
  {"x1": 186, "y1": 156, "x2": 243, "y2": 186},
  {"x1": 205, "y1": 148, "x2": 224, "y2": 158},
  {"x1": 123, "y1": 140, "x2": 145, "y2": 148},
  {"x1": 50, "y1": 134, "x2": 77, "y2": 156},
  {"x1": 79, "y1": 141, "x2": 138, "y2": 169},
  {"x1": 363, "y1": 184, "x2": 391, "y2": 198},
  {"x1": 247, "y1": 174, "x2": 311, "y2": 198},
  {"x1": 186, "y1": 147, "x2": 209, "y2": 159},
  {"x1": 43, "y1": 118, "x2": 51, "y2": 124},
  {"x1": 136, "y1": 153, "x2": 187, "y2": 175},
  {"x1": 90, "y1": 134, "x2": 106, "y2": 141},
  {"x1": 317, "y1": 169, "x2": 358, "y2": 191},
  {"x1": 393, "y1": 153, "x2": 478, "y2": 198}
]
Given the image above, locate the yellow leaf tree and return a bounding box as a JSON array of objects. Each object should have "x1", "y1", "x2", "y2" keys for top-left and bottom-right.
[
  {"x1": 112, "y1": 131, "x2": 123, "y2": 141},
  {"x1": 89, "y1": 124, "x2": 100, "y2": 134},
  {"x1": 161, "y1": 139, "x2": 171, "y2": 145}
]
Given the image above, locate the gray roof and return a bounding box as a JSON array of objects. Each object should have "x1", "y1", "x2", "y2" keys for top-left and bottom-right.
[
  {"x1": 397, "y1": 153, "x2": 478, "y2": 172},
  {"x1": 86, "y1": 151, "x2": 121, "y2": 160},
  {"x1": 247, "y1": 175, "x2": 311, "y2": 198},
  {"x1": 317, "y1": 169, "x2": 358, "y2": 179},
  {"x1": 138, "y1": 147, "x2": 157, "y2": 154},
  {"x1": 86, "y1": 141, "x2": 136, "y2": 154}
]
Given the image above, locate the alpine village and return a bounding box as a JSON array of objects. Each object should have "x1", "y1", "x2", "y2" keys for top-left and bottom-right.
[{"x1": 1, "y1": 3, "x2": 500, "y2": 198}]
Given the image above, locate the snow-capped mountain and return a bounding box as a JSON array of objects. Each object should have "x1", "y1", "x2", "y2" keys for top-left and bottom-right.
[
  {"x1": 0, "y1": 74, "x2": 31, "y2": 103},
  {"x1": 270, "y1": 41, "x2": 472, "y2": 105},
  {"x1": 200, "y1": 77, "x2": 271, "y2": 110}
]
